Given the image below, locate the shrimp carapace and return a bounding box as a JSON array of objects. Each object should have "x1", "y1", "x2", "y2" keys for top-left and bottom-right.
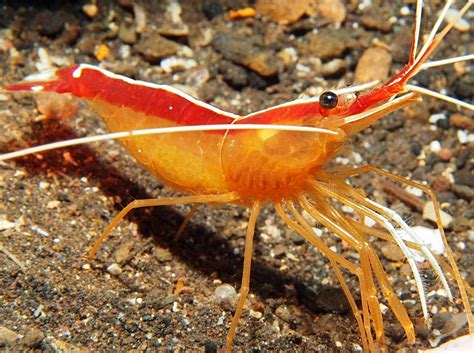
[{"x1": 2, "y1": 0, "x2": 473, "y2": 352}]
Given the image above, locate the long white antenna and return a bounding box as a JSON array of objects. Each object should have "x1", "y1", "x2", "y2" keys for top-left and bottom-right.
[
  {"x1": 415, "y1": 0, "x2": 453, "y2": 63},
  {"x1": 406, "y1": 84, "x2": 474, "y2": 110},
  {"x1": 421, "y1": 54, "x2": 474, "y2": 69},
  {"x1": 0, "y1": 124, "x2": 340, "y2": 161},
  {"x1": 411, "y1": 0, "x2": 424, "y2": 63}
]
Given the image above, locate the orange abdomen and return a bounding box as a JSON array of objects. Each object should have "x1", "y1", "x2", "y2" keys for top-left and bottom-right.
[{"x1": 90, "y1": 100, "x2": 231, "y2": 196}]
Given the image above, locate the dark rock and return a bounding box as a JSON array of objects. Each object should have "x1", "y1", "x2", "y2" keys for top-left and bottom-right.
[
  {"x1": 436, "y1": 117, "x2": 450, "y2": 130},
  {"x1": 202, "y1": 0, "x2": 227, "y2": 19},
  {"x1": 454, "y1": 75, "x2": 474, "y2": 100},
  {"x1": 384, "y1": 321, "x2": 406, "y2": 342},
  {"x1": 454, "y1": 170, "x2": 474, "y2": 187},
  {"x1": 33, "y1": 10, "x2": 66, "y2": 37},
  {"x1": 452, "y1": 184, "x2": 474, "y2": 200},
  {"x1": 465, "y1": 208, "x2": 474, "y2": 219},
  {"x1": 135, "y1": 32, "x2": 180, "y2": 62},
  {"x1": 204, "y1": 339, "x2": 218, "y2": 353},
  {"x1": 213, "y1": 32, "x2": 283, "y2": 77},
  {"x1": 432, "y1": 312, "x2": 453, "y2": 330},
  {"x1": 411, "y1": 141, "x2": 422, "y2": 156},
  {"x1": 295, "y1": 281, "x2": 350, "y2": 314},
  {"x1": 248, "y1": 71, "x2": 277, "y2": 89},
  {"x1": 299, "y1": 28, "x2": 350, "y2": 61},
  {"x1": 217, "y1": 60, "x2": 249, "y2": 88},
  {"x1": 455, "y1": 149, "x2": 470, "y2": 169}
]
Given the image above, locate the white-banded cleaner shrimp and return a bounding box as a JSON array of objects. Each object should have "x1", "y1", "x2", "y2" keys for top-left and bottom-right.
[{"x1": 1, "y1": 0, "x2": 473, "y2": 351}]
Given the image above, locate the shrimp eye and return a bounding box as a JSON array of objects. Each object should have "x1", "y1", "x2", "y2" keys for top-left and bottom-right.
[{"x1": 320, "y1": 91, "x2": 338, "y2": 109}]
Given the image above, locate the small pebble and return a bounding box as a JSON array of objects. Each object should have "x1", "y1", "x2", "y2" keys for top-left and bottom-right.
[
  {"x1": 405, "y1": 185, "x2": 423, "y2": 197},
  {"x1": 429, "y1": 140, "x2": 441, "y2": 154},
  {"x1": 83, "y1": 3, "x2": 99, "y2": 18},
  {"x1": 255, "y1": 0, "x2": 314, "y2": 25},
  {"x1": 429, "y1": 113, "x2": 446, "y2": 124},
  {"x1": 316, "y1": 0, "x2": 346, "y2": 24},
  {"x1": 354, "y1": 47, "x2": 392, "y2": 84},
  {"x1": 275, "y1": 304, "x2": 295, "y2": 322},
  {"x1": 379, "y1": 303, "x2": 389, "y2": 315},
  {"x1": 450, "y1": 114, "x2": 473, "y2": 130},
  {"x1": 432, "y1": 175, "x2": 451, "y2": 193},
  {"x1": 457, "y1": 130, "x2": 468, "y2": 144},
  {"x1": 320, "y1": 58, "x2": 347, "y2": 77},
  {"x1": 438, "y1": 148, "x2": 452, "y2": 161},
  {"x1": 107, "y1": 263, "x2": 122, "y2": 276},
  {"x1": 47, "y1": 200, "x2": 60, "y2": 209},
  {"x1": 82, "y1": 263, "x2": 91, "y2": 270},
  {"x1": 214, "y1": 284, "x2": 237, "y2": 302},
  {"x1": 277, "y1": 47, "x2": 298, "y2": 66},
  {"x1": 381, "y1": 243, "x2": 404, "y2": 262},
  {"x1": 0, "y1": 218, "x2": 15, "y2": 231},
  {"x1": 39, "y1": 181, "x2": 50, "y2": 189},
  {"x1": 400, "y1": 6, "x2": 410, "y2": 16},
  {"x1": 249, "y1": 309, "x2": 263, "y2": 319}
]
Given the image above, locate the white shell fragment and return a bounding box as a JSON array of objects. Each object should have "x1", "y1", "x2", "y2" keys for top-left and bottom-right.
[
  {"x1": 397, "y1": 226, "x2": 445, "y2": 262},
  {"x1": 423, "y1": 201, "x2": 453, "y2": 228},
  {"x1": 422, "y1": 333, "x2": 474, "y2": 352},
  {"x1": 444, "y1": 8, "x2": 471, "y2": 32},
  {"x1": 429, "y1": 140, "x2": 441, "y2": 154},
  {"x1": 160, "y1": 57, "x2": 197, "y2": 73},
  {"x1": 107, "y1": 263, "x2": 123, "y2": 276}
]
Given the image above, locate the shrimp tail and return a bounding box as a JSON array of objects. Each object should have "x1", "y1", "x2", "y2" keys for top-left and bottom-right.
[{"x1": 4, "y1": 66, "x2": 77, "y2": 94}]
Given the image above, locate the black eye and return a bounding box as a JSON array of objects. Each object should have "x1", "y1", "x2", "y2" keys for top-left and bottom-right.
[{"x1": 320, "y1": 91, "x2": 338, "y2": 109}]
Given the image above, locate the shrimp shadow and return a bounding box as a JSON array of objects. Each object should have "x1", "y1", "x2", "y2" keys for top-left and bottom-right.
[{"x1": 2, "y1": 119, "x2": 351, "y2": 319}]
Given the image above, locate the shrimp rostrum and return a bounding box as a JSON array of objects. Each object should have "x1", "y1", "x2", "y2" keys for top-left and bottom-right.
[{"x1": 2, "y1": 0, "x2": 473, "y2": 351}]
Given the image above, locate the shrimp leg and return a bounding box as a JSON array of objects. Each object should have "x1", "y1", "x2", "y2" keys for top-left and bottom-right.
[
  {"x1": 226, "y1": 201, "x2": 261, "y2": 352},
  {"x1": 87, "y1": 192, "x2": 238, "y2": 259},
  {"x1": 175, "y1": 204, "x2": 200, "y2": 240},
  {"x1": 333, "y1": 165, "x2": 473, "y2": 333},
  {"x1": 275, "y1": 202, "x2": 372, "y2": 352}
]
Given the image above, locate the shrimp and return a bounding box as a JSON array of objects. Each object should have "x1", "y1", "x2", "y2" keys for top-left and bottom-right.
[{"x1": 1, "y1": 0, "x2": 473, "y2": 351}]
